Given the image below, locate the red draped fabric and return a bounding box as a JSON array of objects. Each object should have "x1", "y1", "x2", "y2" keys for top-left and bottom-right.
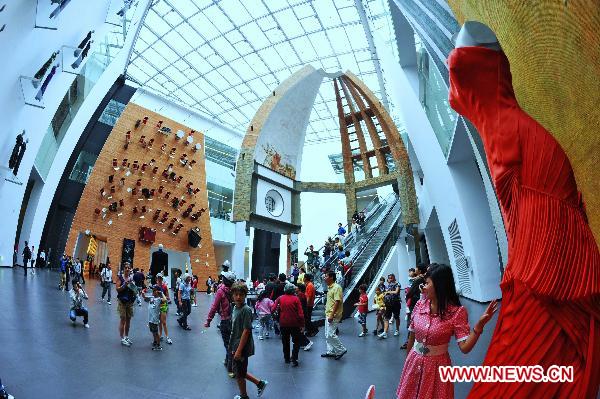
[{"x1": 448, "y1": 46, "x2": 600, "y2": 399}]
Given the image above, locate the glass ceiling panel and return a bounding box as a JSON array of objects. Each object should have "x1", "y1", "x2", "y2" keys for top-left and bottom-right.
[{"x1": 127, "y1": 0, "x2": 396, "y2": 144}]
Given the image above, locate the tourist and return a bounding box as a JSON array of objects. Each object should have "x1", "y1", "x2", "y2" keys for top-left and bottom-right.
[
  {"x1": 255, "y1": 291, "x2": 273, "y2": 340},
  {"x1": 155, "y1": 274, "x2": 172, "y2": 345},
  {"x1": 377, "y1": 276, "x2": 387, "y2": 292},
  {"x1": 263, "y1": 274, "x2": 277, "y2": 298},
  {"x1": 205, "y1": 271, "x2": 236, "y2": 376},
  {"x1": 407, "y1": 267, "x2": 417, "y2": 286},
  {"x1": 38, "y1": 248, "x2": 46, "y2": 268},
  {"x1": 323, "y1": 240, "x2": 332, "y2": 264},
  {"x1": 177, "y1": 273, "x2": 193, "y2": 330},
  {"x1": 321, "y1": 271, "x2": 346, "y2": 360},
  {"x1": 337, "y1": 223, "x2": 346, "y2": 239},
  {"x1": 273, "y1": 273, "x2": 287, "y2": 300},
  {"x1": 291, "y1": 264, "x2": 300, "y2": 284},
  {"x1": 133, "y1": 267, "x2": 146, "y2": 307},
  {"x1": 206, "y1": 275, "x2": 214, "y2": 295},
  {"x1": 100, "y1": 262, "x2": 113, "y2": 304},
  {"x1": 146, "y1": 284, "x2": 167, "y2": 351},
  {"x1": 304, "y1": 273, "x2": 318, "y2": 337},
  {"x1": 396, "y1": 264, "x2": 498, "y2": 398},
  {"x1": 59, "y1": 254, "x2": 69, "y2": 291},
  {"x1": 297, "y1": 267, "x2": 306, "y2": 285},
  {"x1": 312, "y1": 250, "x2": 321, "y2": 269},
  {"x1": 379, "y1": 273, "x2": 401, "y2": 339},
  {"x1": 22, "y1": 242, "x2": 31, "y2": 276},
  {"x1": 68, "y1": 280, "x2": 89, "y2": 328},
  {"x1": 228, "y1": 282, "x2": 269, "y2": 399},
  {"x1": 295, "y1": 283, "x2": 314, "y2": 351},
  {"x1": 78, "y1": 258, "x2": 85, "y2": 284},
  {"x1": 191, "y1": 274, "x2": 199, "y2": 307},
  {"x1": 339, "y1": 250, "x2": 353, "y2": 288},
  {"x1": 354, "y1": 284, "x2": 368, "y2": 337},
  {"x1": 116, "y1": 265, "x2": 136, "y2": 346},
  {"x1": 271, "y1": 273, "x2": 287, "y2": 335},
  {"x1": 255, "y1": 279, "x2": 265, "y2": 294},
  {"x1": 73, "y1": 258, "x2": 83, "y2": 284},
  {"x1": 337, "y1": 245, "x2": 345, "y2": 261},
  {"x1": 373, "y1": 286, "x2": 386, "y2": 336},
  {"x1": 30, "y1": 245, "x2": 36, "y2": 274},
  {"x1": 304, "y1": 245, "x2": 315, "y2": 267},
  {"x1": 173, "y1": 269, "x2": 182, "y2": 316},
  {"x1": 352, "y1": 211, "x2": 360, "y2": 236},
  {"x1": 402, "y1": 263, "x2": 427, "y2": 349},
  {"x1": 64, "y1": 257, "x2": 72, "y2": 291},
  {"x1": 358, "y1": 211, "x2": 366, "y2": 233},
  {"x1": 272, "y1": 283, "x2": 304, "y2": 366},
  {"x1": 221, "y1": 260, "x2": 231, "y2": 272}
]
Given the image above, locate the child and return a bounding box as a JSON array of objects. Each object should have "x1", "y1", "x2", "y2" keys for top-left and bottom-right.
[
  {"x1": 354, "y1": 284, "x2": 368, "y2": 337},
  {"x1": 373, "y1": 286, "x2": 386, "y2": 336},
  {"x1": 229, "y1": 282, "x2": 269, "y2": 399},
  {"x1": 407, "y1": 267, "x2": 416, "y2": 286},
  {"x1": 255, "y1": 291, "x2": 273, "y2": 340},
  {"x1": 156, "y1": 274, "x2": 172, "y2": 345},
  {"x1": 147, "y1": 284, "x2": 167, "y2": 351},
  {"x1": 191, "y1": 274, "x2": 199, "y2": 307},
  {"x1": 69, "y1": 280, "x2": 89, "y2": 328}
]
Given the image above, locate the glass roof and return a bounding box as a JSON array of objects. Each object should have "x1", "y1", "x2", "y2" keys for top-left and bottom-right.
[{"x1": 126, "y1": 0, "x2": 397, "y2": 144}]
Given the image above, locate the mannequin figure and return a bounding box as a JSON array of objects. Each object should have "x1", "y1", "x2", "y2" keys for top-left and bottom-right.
[
  {"x1": 10, "y1": 134, "x2": 27, "y2": 176},
  {"x1": 448, "y1": 21, "x2": 600, "y2": 399},
  {"x1": 8, "y1": 133, "x2": 24, "y2": 170},
  {"x1": 150, "y1": 244, "x2": 169, "y2": 285}
]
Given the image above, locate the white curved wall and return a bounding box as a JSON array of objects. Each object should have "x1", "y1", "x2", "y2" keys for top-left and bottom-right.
[
  {"x1": 374, "y1": 28, "x2": 502, "y2": 301},
  {"x1": 0, "y1": 0, "x2": 151, "y2": 266}
]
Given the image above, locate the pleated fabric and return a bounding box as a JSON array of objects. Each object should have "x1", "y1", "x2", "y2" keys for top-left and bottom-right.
[{"x1": 447, "y1": 46, "x2": 600, "y2": 399}]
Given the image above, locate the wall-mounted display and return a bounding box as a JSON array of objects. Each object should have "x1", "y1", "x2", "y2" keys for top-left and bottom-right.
[
  {"x1": 64, "y1": 103, "x2": 217, "y2": 283},
  {"x1": 8, "y1": 131, "x2": 27, "y2": 176}
]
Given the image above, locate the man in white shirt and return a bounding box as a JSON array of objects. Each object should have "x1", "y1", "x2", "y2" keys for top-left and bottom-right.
[{"x1": 100, "y1": 263, "x2": 113, "y2": 304}]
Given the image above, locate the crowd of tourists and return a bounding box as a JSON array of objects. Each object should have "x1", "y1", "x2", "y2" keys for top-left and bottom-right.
[{"x1": 6, "y1": 229, "x2": 498, "y2": 399}]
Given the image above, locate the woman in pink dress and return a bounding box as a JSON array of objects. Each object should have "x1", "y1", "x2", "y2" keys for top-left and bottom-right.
[{"x1": 396, "y1": 264, "x2": 498, "y2": 398}]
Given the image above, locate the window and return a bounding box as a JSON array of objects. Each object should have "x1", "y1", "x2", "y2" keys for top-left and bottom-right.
[{"x1": 98, "y1": 99, "x2": 127, "y2": 127}]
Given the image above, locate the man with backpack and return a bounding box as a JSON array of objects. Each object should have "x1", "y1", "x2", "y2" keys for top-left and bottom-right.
[
  {"x1": 22, "y1": 242, "x2": 31, "y2": 276},
  {"x1": 205, "y1": 270, "x2": 236, "y2": 377}
]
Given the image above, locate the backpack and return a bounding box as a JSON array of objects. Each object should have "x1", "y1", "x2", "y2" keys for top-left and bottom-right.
[
  {"x1": 117, "y1": 275, "x2": 136, "y2": 304},
  {"x1": 384, "y1": 282, "x2": 400, "y2": 306}
]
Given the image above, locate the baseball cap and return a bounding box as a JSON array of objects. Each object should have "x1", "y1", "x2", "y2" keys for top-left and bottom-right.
[{"x1": 221, "y1": 271, "x2": 236, "y2": 282}]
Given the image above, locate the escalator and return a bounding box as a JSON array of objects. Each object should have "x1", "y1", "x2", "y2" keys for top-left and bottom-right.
[{"x1": 311, "y1": 194, "x2": 402, "y2": 323}]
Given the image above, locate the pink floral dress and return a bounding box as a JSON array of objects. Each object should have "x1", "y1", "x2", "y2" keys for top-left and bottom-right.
[{"x1": 396, "y1": 299, "x2": 471, "y2": 399}]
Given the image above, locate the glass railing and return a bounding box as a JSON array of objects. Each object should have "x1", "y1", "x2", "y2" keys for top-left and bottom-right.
[
  {"x1": 33, "y1": 5, "x2": 138, "y2": 181},
  {"x1": 416, "y1": 46, "x2": 458, "y2": 157}
]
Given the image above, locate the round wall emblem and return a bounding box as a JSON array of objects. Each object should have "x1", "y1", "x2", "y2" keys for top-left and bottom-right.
[{"x1": 265, "y1": 189, "x2": 284, "y2": 217}]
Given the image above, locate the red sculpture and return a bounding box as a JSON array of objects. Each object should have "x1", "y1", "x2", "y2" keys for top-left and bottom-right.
[{"x1": 448, "y1": 47, "x2": 600, "y2": 399}]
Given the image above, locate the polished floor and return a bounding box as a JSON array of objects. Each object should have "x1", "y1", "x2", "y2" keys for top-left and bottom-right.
[{"x1": 0, "y1": 268, "x2": 497, "y2": 398}]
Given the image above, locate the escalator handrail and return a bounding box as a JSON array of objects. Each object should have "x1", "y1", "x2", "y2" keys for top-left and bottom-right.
[{"x1": 341, "y1": 196, "x2": 401, "y2": 282}]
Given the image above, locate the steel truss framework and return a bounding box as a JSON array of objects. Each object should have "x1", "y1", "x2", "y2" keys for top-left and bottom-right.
[{"x1": 126, "y1": 0, "x2": 401, "y2": 144}]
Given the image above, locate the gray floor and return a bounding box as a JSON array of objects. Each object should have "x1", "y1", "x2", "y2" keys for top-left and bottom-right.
[{"x1": 0, "y1": 268, "x2": 497, "y2": 399}]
